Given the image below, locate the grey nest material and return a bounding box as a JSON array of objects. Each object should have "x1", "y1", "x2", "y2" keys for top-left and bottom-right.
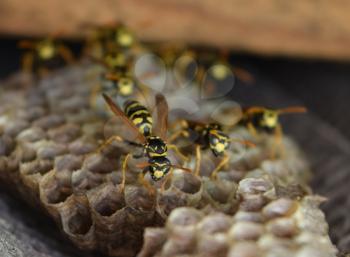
[{"x1": 0, "y1": 66, "x2": 337, "y2": 257}]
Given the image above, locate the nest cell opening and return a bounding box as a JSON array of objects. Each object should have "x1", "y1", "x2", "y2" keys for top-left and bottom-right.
[
  {"x1": 172, "y1": 172, "x2": 201, "y2": 194},
  {"x1": 67, "y1": 206, "x2": 93, "y2": 235},
  {"x1": 93, "y1": 191, "x2": 126, "y2": 217}
]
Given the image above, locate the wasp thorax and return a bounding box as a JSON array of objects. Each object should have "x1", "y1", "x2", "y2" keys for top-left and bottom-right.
[
  {"x1": 145, "y1": 136, "x2": 168, "y2": 158},
  {"x1": 105, "y1": 52, "x2": 126, "y2": 69},
  {"x1": 208, "y1": 129, "x2": 230, "y2": 157},
  {"x1": 118, "y1": 77, "x2": 134, "y2": 96},
  {"x1": 148, "y1": 157, "x2": 171, "y2": 181}
]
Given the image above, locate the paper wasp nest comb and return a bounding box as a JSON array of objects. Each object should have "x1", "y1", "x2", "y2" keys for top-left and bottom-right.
[{"x1": 0, "y1": 66, "x2": 337, "y2": 257}]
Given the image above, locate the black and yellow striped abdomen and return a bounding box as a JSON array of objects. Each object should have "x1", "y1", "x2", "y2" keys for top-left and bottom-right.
[{"x1": 124, "y1": 100, "x2": 153, "y2": 137}]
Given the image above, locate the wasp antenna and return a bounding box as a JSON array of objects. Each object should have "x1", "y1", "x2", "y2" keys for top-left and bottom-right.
[
  {"x1": 105, "y1": 73, "x2": 120, "y2": 80},
  {"x1": 18, "y1": 40, "x2": 35, "y2": 49},
  {"x1": 244, "y1": 106, "x2": 266, "y2": 115},
  {"x1": 218, "y1": 49, "x2": 230, "y2": 61},
  {"x1": 87, "y1": 55, "x2": 109, "y2": 67},
  {"x1": 278, "y1": 106, "x2": 307, "y2": 114},
  {"x1": 138, "y1": 70, "x2": 158, "y2": 80},
  {"x1": 136, "y1": 162, "x2": 150, "y2": 169},
  {"x1": 50, "y1": 29, "x2": 66, "y2": 39},
  {"x1": 229, "y1": 138, "x2": 256, "y2": 148},
  {"x1": 171, "y1": 165, "x2": 192, "y2": 173},
  {"x1": 232, "y1": 66, "x2": 255, "y2": 84}
]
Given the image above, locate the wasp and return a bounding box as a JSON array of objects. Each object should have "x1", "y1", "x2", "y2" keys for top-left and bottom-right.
[
  {"x1": 83, "y1": 22, "x2": 140, "y2": 60},
  {"x1": 240, "y1": 106, "x2": 307, "y2": 157},
  {"x1": 89, "y1": 52, "x2": 155, "y2": 112},
  {"x1": 168, "y1": 120, "x2": 255, "y2": 179},
  {"x1": 174, "y1": 49, "x2": 254, "y2": 83},
  {"x1": 18, "y1": 37, "x2": 74, "y2": 76},
  {"x1": 101, "y1": 93, "x2": 190, "y2": 192},
  {"x1": 89, "y1": 69, "x2": 137, "y2": 111},
  {"x1": 155, "y1": 47, "x2": 254, "y2": 98}
]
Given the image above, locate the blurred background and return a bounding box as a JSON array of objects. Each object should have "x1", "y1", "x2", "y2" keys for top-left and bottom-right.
[{"x1": 1, "y1": 0, "x2": 350, "y2": 256}]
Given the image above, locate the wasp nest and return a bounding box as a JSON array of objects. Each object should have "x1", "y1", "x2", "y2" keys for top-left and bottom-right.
[{"x1": 0, "y1": 66, "x2": 337, "y2": 257}]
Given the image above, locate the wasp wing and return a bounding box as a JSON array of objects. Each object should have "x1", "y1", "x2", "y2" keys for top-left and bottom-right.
[
  {"x1": 102, "y1": 93, "x2": 146, "y2": 144},
  {"x1": 154, "y1": 93, "x2": 169, "y2": 141}
]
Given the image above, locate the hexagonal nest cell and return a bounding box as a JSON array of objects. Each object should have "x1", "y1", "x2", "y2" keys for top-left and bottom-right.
[{"x1": 0, "y1": 65, "x2": 338, "y2": 257}]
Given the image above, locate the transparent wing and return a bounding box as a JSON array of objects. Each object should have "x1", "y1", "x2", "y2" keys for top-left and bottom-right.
[
  {"x1": 173, "y1": 52, "x2": 198, "y2": 88},
  {"x1": 227, "y1": 132, "x2": 255, "y2": 163},
  {"x1": 102, "y1": 93, "x2": 146, "y2": 144},
  {"x1": 232, "y1": 66, "x2": 255, "y2": 84},
  {"x1": 154, "y1": 93, "x2": 169, "y2": 141},
  {"x1": 134, "y1": 53, "x2": 167, "y2": 93},
  {"x1": 278, "y1": 106, "x2": 307, "y2": 114},
  {"x1": 200, "y1": 63, "x2": 235, "y2": 100},
  {"x1": 209, "y1": 100, "x2": 243, "y2": 127}
]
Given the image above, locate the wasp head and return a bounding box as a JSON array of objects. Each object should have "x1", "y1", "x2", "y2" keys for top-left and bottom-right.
[
  {"x1": 261, "y1": 109, "x2": 279, "y2": 129},
  {"x1": 115, "y1": 26, "x2": 135, "y2": 48},
  {"x1": 37, "y1": 39, "x2": 56, "y2": 60},
  {"x1": 208, "y1": 129, "x2": 230, "y2": 157},
  {"x1": 148, "y1": 157, "x2": 171, "y2": 181}
]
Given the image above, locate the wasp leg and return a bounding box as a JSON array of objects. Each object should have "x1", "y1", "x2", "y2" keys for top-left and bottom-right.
[
  {"x1": 194, "y1": 144, "x2": 201, "y2": 177},
  {"x1": 247, "y1": 122, "x2": 259, "y2": 139},
  {"x1": 89, "y1": 83, "x2": 102, "y2": 109},
  {"x1": 132, "y1": 151, "x2": 144, "y2": 159},
  {"x1": 38, "y1": 67, "x2": 51, "y2": 78},
  {"x1": 169, "y1": 119, "x2": 188, "y2": 133},
  {"x1": 270, "y1": 124, "x2": 284, "y2": 159},
  {"x1": 22, "y1": 53, "x2": 33, "y2": 74},
  {"x1": 232, "y1": 66, "x2": 255, "y2": 84},
  {"x1": 168, "y1": 144, "x2": 189, "y2": 162},
  {"x1": 138, "y1": 169, "x2": 155, "y2": 195},
  {"x1": 168, "y1": 129, "x2": 189, "y2": 143},
  {"x1": 196, "y1": 65, "x2": 206, "y2": 85},
  {"x1": 211, "y1": 154, "x2": 230, "y2": 180},
  {"x1": 160, "y1": 170, "x2": 173, "y2": 193},
  {"x1": 95, "y1": 135, "x2": 124, "y2": 153},
  {"x1": 120, "y1": 153, "x2": 131, "y2": 192},
  {"x1": 58, "y1": 45, "x2": 75, "y2": 65}
]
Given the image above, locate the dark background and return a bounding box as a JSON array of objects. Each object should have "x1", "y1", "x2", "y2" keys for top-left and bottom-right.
[
  {"x1": 2, "y1": 37, "x2": 349, "y2": 139},
  {"x1": 1, "y1": 37, "x2": 350, "y2": 256}
]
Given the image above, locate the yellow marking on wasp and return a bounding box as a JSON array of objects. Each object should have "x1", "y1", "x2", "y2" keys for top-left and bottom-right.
[
  {"x1": 105, "y1": 54, "x2": 125, "y2": 67},
  {"x1": 118, "y1": 32, "x2": 134, "y2": 47},
  {"x1": 38, "y1": 45, "x2": 55, "y2": 59},
  {"x1": 119, "y1": 85, "x2": 133, "y2": 96},
  {"x1": 129, "y1": 110, "x2": 150, "y2": 120},
  {"x1": 149, "y1": 152, "x2": 166, "y2": 157},
  {"x1": 261, "y1": 110, "x2": 278, "y2": 128},
  {"x1": 125, "y1": 102, "x2": 140, "y2": 112},
  {"x1": 139, "y1": 123, "x2": 152, "y2": 132},
  {"x1": 210, "y1": 130, "x2": 228, "y2": 140},
  {"x1": 153, "y1": 170, "x2": 164, "y2": 179},
  {"x1": 133, "y1": 117, "x2": 144, "y2": 125},
  {"x1": 211, "y1": 64, "x2": 230, "y2": 80},
  {"x1": 214, "y1": 143, "x2": 226, "y2": 153}
]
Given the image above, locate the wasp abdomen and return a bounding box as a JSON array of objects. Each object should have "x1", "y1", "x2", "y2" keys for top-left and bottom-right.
[{"x1": 124, "y1": 100, "x2": 153, "y2": 137}]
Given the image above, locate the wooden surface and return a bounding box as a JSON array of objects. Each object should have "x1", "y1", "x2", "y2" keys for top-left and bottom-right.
[{"x1": 1, "y1": 0, "x2": 350, "y2": 60}]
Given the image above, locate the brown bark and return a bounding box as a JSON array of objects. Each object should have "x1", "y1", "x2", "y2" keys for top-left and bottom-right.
[{"x1": 1, "y1": 0, "x2": 350, "y2": 60}]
